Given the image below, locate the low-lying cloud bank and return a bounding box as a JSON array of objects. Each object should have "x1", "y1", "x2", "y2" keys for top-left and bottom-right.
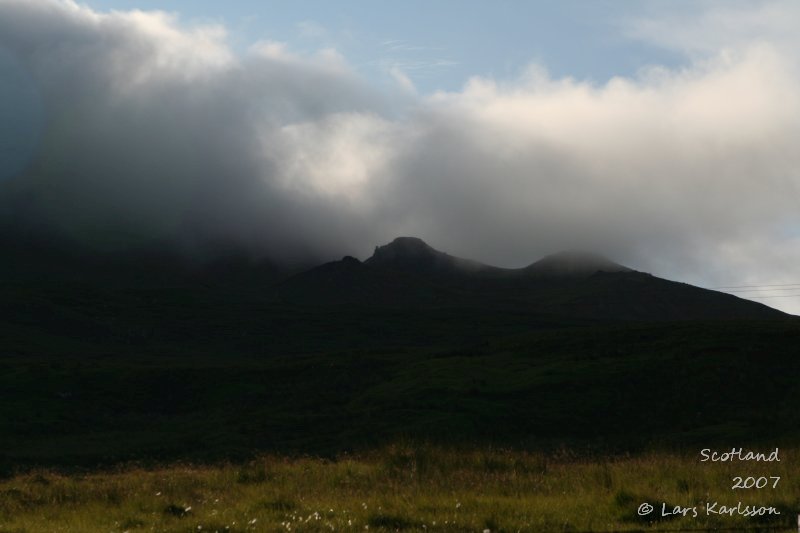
[{"x1": 0, "y1": 0, "x2": 798, "y2": 312}]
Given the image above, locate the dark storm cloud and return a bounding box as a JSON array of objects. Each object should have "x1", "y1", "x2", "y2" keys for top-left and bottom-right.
[
  {"x1": 0, "y1": 0, "x2": 799, "y2": 311},
  {"x1": 0, "y1": 0, "x2": 387, "y2": 261}
]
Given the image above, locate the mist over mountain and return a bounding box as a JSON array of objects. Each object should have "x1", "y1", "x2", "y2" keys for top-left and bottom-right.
[
  {"x1": 3, "y1": 226, "x2": 782, "y2": 321},
  {"x1": 364, "y1": 237, "x2": 507, "y2": 275},
  {"x1": 275, "y1": 237, "x2": 786, "y2": 320},
  {"x1": 523, "y1": 250, "x2": 633, "y2": 277},
  {"x1": 0, "y1": 1, "x2": 799, "y2": 313}
]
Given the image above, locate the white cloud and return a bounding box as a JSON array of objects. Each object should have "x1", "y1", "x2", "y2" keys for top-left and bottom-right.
[
  {"x1": 269, "y1": 112, "x2": 399, "y2": 205},
  {"x1": 625, "y1": 0, "x2": 800, "y2": 58},
  {"x1": 388, "y1": 66, "x2": 416, "y2": 94}
]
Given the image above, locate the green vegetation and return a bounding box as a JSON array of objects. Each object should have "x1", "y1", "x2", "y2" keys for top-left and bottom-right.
[
  {"x1": 1, "y1": 444, "x2": 796, "y2": 532},
  {"x1": 2, "y1": 309, "x2": 799, "y2": 467}
]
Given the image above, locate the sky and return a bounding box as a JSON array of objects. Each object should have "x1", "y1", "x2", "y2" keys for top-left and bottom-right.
[
  {"x1": 75, "y1": 0, "x2": 685, "y2": 93},
  {"x1": 0, "y1": 0, "x2": 798, "y2": 314}
]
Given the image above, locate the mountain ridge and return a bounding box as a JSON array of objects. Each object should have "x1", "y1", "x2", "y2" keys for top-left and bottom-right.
[
  {"x1": 364, "y1": 236, "x2": 510, "y2": 276},
  {"x1": 274, "y1": 236, "x2": 787, "y2": 320}
]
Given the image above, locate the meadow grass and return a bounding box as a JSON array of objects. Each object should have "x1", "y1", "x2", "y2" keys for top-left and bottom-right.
[{"x1": 0, "y1": 444, "x2": 796, "y2": 532}]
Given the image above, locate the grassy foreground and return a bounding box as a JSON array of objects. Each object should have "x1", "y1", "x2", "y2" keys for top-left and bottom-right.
[{"x1": 0, "y1": 445, "x2": 795, "y2": 532}]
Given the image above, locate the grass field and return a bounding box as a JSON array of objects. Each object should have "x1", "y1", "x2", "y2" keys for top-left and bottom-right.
[{"x1": 0, "y1": 444, "x2": 796, "y2": 532}]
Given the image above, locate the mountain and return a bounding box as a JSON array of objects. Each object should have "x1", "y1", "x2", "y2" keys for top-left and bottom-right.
[
  {"x1": 274, "y1": 237, "x2": 787, "y2": 320},
  {"x1": 364, "y1": 236, "x2": 508, "y2": 276},
  {"x1": 523, "y1": 250, "x2": 633, "y2": 277},
  {"x1": 0, "y1": 228, "x2": 292, "y2": 289},
  {"x1": 1, "y1": 234, "x2": 797, "y2": 469},
  {"x1": 363, "y1": 237, "x2": 629, "y2": 278}
]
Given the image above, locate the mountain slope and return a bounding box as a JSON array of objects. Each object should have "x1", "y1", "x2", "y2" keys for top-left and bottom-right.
[
  {"x1": 524, "y1": 250, "x2": 633, "y2": 277},
  {"x1": 274, "y1": 237, "x2": 787, "y2": 320},
  {"x1": 364, "y1": 236, "x2": 510, "y2": 276}
]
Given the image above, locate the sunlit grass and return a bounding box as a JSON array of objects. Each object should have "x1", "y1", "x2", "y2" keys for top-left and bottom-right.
[{"x1": 0, "y1": 444, "x2": 796, "y2": 532}]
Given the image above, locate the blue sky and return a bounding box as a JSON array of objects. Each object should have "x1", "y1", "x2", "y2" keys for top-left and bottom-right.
[{"x1": 81, "y1": 0, "x2": 684, "y2": 93}]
